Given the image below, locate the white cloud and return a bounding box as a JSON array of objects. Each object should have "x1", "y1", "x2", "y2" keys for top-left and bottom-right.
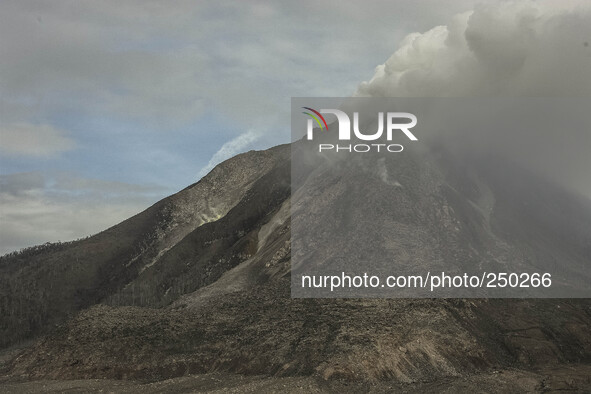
[{"x1": 0, "y1": 123, "x2": 76, "y2": 157}]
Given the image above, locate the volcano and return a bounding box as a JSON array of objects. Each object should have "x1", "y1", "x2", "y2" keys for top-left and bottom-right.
[{"x1": 1, "y1": 139, "x2": 590, "y2": 392}]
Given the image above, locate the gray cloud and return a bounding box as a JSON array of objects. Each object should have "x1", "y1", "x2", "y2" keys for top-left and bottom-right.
[
  {"x1": 0, "y1": 0, "x2": 484, "y2": 131},
  {"x1": 0, "y1": 172, "x2": 45, "y2": 196},
  {"x1": 0, "y1": 123, "x2": 76, "y2": 157},
  {"x1": 0, "y1": 172, "x2": 167, "y2": 254}
]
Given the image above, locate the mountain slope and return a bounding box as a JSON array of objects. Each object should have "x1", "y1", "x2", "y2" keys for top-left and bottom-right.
[{"x1": 0, "y1": 145, "x2": 289, "y2": 348}]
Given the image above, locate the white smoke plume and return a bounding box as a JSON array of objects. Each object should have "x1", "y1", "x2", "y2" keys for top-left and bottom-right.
[
  {"x1": 357, "y1": 1, "x2": 591, "y2": 97},
  {"x1": 355, "y1": 1, "x2": 591, "y2": 198}
]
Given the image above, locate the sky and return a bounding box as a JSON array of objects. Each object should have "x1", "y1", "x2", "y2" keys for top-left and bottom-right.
[{"x1": 1, "y1": 0, "x2": 590, "y2": 254}]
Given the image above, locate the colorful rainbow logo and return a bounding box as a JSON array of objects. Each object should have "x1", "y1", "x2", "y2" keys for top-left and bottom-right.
[{"x1": 302, "y1": 107, "x2": 328, "y2": 130}]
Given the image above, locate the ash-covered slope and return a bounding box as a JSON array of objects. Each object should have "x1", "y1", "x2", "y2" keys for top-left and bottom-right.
[
  {"x1": 1, "y1": 141, "x2": 591, "y2": 389},
  {"x1": 0, "y1": 145, "x2": 289, "y2": 348},
  {"x1": 291, "y1": 140, "x2": 591, "y2": 297}
]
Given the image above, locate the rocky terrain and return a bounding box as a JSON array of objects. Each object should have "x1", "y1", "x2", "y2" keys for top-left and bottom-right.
[{"x1": 1, "y1": 138, "x2": 590, "y2": 391}]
